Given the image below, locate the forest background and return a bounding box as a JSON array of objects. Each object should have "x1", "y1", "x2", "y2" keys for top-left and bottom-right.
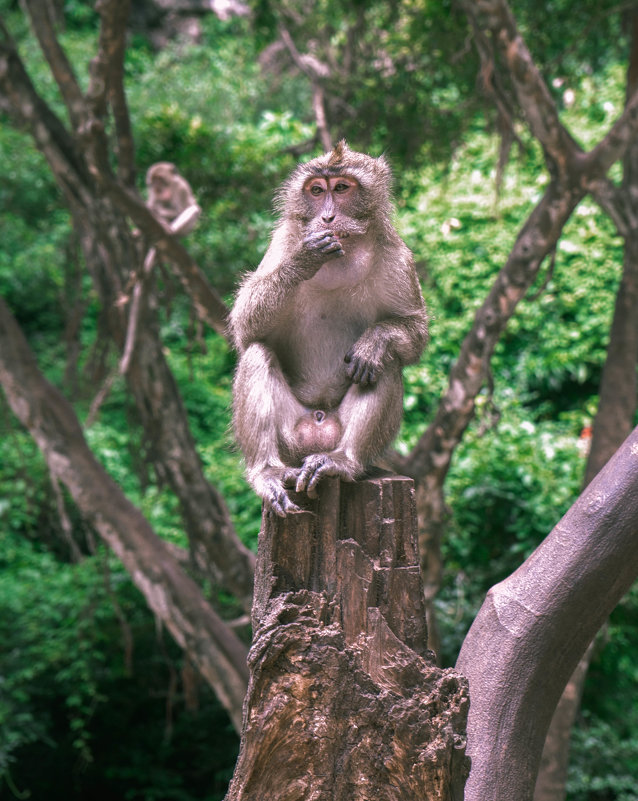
[{"x1": 0, "y1": 1, "x2": 637, "y2": 799}]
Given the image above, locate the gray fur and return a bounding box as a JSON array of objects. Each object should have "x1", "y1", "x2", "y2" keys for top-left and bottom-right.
[{"x1": 230, "y1": 143, "x2": 428, "y2": 516}]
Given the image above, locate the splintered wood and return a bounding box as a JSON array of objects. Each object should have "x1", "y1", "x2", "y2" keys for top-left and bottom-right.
[{"x1": 225, "y1": 476, "x2": 469, "y2": 801}]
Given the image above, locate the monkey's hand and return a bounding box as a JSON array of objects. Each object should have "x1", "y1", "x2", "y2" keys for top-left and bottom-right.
[
  {"x1": 344, "y1": 338, "x2": 388, "y2": 386},
  {"x1": 298, "y1": 229, "x2": 345, "y2": 274},
  {"x1": 295, "y1": 453, "x2": 355, "y2": 498}
]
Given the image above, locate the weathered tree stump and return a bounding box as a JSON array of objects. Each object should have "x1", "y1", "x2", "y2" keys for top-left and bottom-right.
[{"x1": 225, "y1": 476, "x2": 469, "y2": 801}]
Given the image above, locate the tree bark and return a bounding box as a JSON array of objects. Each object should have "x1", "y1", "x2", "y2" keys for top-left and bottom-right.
[
  {"x1": 534, "y1": 13, "x2": 638, "y2": 796},
  {"x1": 533, "y1": 641, "x2": 594, "y2": 801},
  {"x1": 226, "y1": 476, "x2": 469, "y2": 801},
  {"x1": 0, "y1": 297, "x2": 249, "y2": 731},
  {"x1": 456, "y1": 424, "x2": 638, "y2": 801}
]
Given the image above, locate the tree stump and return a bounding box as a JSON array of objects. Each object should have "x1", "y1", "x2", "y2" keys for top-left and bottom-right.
[{"x1": 225, "y1": 476, "x2": 469, "y2": 801}]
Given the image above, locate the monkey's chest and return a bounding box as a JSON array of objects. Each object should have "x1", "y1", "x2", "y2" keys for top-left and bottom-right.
[{"x1": 272, "y1": 303, "x2": 367, "y2": 407}]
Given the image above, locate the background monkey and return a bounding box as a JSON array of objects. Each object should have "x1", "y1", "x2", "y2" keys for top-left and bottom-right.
[
  {"x1": 119, "y1": 163, "x2": 201, "y2": 376},
  {"x1": 146, "y1": 162, "x2": 201, "y2": 235},
  {"x1": 230, "y1": 141, "x2": 428, "y2": 516}
]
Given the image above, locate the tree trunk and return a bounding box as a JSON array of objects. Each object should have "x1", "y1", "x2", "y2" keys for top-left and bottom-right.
[
  {"x1": 457, "y1": 424, "x2": 638, "y2": 801},
  {"x1": 534, "y1": 13, "x2": 638, "y2": 796},
  {"x1": 225, "y1": 476, "x2": 469, "y2": 801}
]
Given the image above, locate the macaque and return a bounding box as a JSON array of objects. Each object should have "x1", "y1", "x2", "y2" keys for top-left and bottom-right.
[
  {"x1": 146, "y1": 162, "x2": 201, "y2": 236},
  {"x1": 119, "y1": 163, "x2": 201, "y2": 376},
  {"x1": 230, "y1": 141, "x2": 428, "y2": 516}
]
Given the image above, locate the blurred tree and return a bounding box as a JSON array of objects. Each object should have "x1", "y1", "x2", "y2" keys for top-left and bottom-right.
[{"x1": 0, "y1": 1, "x2": 252, "y2": 729}]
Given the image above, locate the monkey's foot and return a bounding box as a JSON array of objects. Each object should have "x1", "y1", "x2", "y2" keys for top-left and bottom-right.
[
  {"x1": 295, "y1": 454, "x2": 355, "y2": 498},
  {"x1": 262, "y1": 475, "x2": 302, "y2": 518}
]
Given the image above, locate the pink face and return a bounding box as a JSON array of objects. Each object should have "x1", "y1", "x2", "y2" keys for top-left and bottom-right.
[{"x1": 303, "y1": 175, "x2": 359, "y2": 228}]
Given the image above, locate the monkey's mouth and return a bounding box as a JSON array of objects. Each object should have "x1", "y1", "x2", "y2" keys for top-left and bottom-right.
[{"x1": 336, "y1": 231, "x2": 350, "y2": 239}]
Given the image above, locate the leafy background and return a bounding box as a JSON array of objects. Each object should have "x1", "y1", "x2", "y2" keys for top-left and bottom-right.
[{"x1": 1, "y1": 2, "x2": 637, "y2": 799}]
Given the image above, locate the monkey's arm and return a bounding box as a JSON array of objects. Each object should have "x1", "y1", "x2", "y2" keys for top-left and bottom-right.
[
  {"x1": 169, "y1": 204, "x2": 201, "y2": 236},
  {"x1": 345, "y1": 261, "x2": 428, "y2": 385},
  {"x1": 229, "y1": 262, "x2": 301, "y2": 351},
  {"x1": 229, "y1": 224, "x2": 343, "y2": 351}
]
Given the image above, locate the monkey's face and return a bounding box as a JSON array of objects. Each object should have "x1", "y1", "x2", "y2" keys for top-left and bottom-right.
[
  {"x1": 154, "y1": 179, "x2": 171, "y2": 201},
  {"x1": 301, "y1": 175, "x2": 369, "y2": 238}
]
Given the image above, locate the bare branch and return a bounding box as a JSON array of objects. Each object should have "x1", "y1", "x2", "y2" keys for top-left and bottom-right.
[
  {"x1": 586, "y1": 86, "x2": 638, "y2": 175},
  {"x1": 0, "y1": 19, "x2": 92, "y2": 204},
  {"x1": 105, "y1": 180, "x2": 230, "y2": 337},
  {"x1": 22, "y1": 0, "x2": 86, "y2": 129},
  {"x1": 280, "y1": 27, "x2": 332, "y2": 151},
  {"x1": 401, "y1": 180, "x2": 584, "y2": 482},
  {"x1": 466, "y1": 0, "x2": 582, "y2": 171},
  {"x1": 96, "y1": 0, "x2": 136, "y2": 186}
]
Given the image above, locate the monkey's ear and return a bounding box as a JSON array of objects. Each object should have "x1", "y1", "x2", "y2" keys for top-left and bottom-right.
[{"x1": 374, "y1": 153, "x2": 392, "y2": 184}]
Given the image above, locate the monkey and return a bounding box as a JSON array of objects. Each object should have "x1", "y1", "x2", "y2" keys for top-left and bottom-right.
[
  {"x1": 229, "y1": 141, "x2": 428, "y2": 516},
  {"x1": 119, "y1": 163, "x2": 201, "y2": 376},
  {"x1": 146, "y1": 162, "x2": 201, "y2": 236}
]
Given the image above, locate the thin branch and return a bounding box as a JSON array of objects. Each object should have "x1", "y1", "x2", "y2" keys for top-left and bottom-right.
[
  {"x1": 120, "y1": 205, "x2": 203, "y2": 375},
  {"x1": 104, "y1": 181, "x2": 230, "y2": 337},
  {"x1": 280, "y1": 26, "x2": 333, "y2": 150},
  {"x1": 21, "y1": 0, "x2": 85, "y2": 129},
  {"x1": 95, "y1": 0, "x2": 136, "y2": 186},
  {"x1": 0, "y1": 19, "x2": 92, "y2": 203},
  {"x1": 586, "y1": 84, "x2": 638, "y2": 175}
]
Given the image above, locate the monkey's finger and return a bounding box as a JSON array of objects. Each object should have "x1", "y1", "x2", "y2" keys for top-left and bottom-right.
[
  {"x1": 295, "y1": 468, "x2": 311, "y2": 494},
  {"x1": 303, "y1": 230, "x2": 334, "y2": 246},
  {"x1": 346, "y1": 358, "x2": 365, "y2": 383},
  {"x1": 268, "y1": 500, "x2": 287, "y2": 518},
  {"x1": 360, "y1": 365, "x2": 378, "y2": 386},
  {"x1": 318, "y1": 240, "x2": 343, "y2": 254},
  {"x1": 295, "y1": 456, "x2": 321, "y2": 493},
  {"x1": 282, "y1": 468, "x2": 301, "y2": 488}
]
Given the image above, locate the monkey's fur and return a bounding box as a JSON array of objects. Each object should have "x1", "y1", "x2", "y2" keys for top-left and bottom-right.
[
  {"x1": 230, "y1": 141, "x2": 428, "y2": 516},
  {"x1": 146, "y1": 162, "x2": 199, "y2": 233}
]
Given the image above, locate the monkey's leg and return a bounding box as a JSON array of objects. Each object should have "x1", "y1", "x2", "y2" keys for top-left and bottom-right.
[
  {"x1": 233, "y1": 343, "x2": 307, "y2": 516},
  {"x1": 295, "y1": 364, "x2": 404, "y2": 496}
]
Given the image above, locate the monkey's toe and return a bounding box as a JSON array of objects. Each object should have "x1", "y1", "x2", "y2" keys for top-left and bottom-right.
[{"x1": 296, "y1": 453, "x2": 342, "y2": 495}]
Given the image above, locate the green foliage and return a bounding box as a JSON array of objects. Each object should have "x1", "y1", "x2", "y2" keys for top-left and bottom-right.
[
  {"x1": 127, "y1": 14, "x2": 314, "y2": 291},
  {"x1": 0, "y1": 536, "x2": 239, "y2": 800},
  {"x1": 568, "y1": 713, "x2": 638, "y2": 801},
  {"x1": 1, "y1": 3, "x2": 637, "y2": 798}
]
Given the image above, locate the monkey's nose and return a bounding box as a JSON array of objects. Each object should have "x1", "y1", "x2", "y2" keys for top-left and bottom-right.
[{"x1": 322, "y1": 214, "x2": 335, "y2": 224}]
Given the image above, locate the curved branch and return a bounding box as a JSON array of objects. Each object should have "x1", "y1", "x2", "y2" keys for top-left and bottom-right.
[
  {"x1": 466, "y1": 0, "x2": 582, "y2": 171},
  {"x1": 0, "y1": 19, "x2": 92, "y2": 201},
  {"x1": 456, "y1": 425, "x2": 638, "y2": 801},
  {"x1": 22, "y1": 0, "x2": 85, "y2": 129},
  {"x1": 401, "y1": 178, "x2": 584, "y2": 482}
]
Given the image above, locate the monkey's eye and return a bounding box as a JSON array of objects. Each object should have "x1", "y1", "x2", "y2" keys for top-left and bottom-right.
[
  {"x1": 309, "y1": 184, "x2": 325, "y2": 196},
  {"x1": 334, "y1": 182, "x2": 351, "y2": 193}
]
